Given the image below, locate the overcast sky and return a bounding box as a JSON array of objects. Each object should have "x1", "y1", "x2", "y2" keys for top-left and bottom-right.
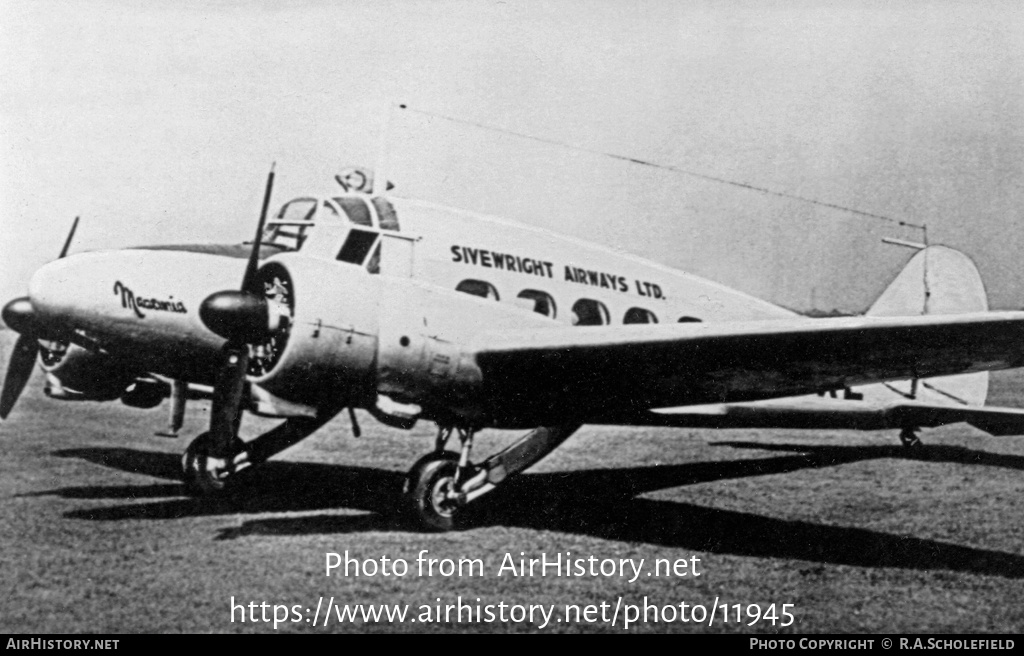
[{"x1": 2, "y1": 0, "x2": 1023, "y2": 313}]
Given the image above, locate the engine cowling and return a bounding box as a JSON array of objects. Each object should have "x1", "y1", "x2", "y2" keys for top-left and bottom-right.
[
  {"x1": 247, "y1": 255, "x2": 380, "y2": 407},
  {"x1": 246, "y1": 254, "x2": 558, "y2": 425}
]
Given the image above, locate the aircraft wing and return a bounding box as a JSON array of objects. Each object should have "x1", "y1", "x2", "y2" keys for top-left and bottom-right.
[
  {"x1": 587, "y1": 395, "x2": 1024, "y2": 436},
  {"x1": 470, "y1": 312, "x2": 1024, "y2": 426}
]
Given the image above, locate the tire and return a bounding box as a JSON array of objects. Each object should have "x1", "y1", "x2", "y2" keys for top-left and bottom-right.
[
  {"x1": 404, "y1": 452, "x2": 463, "y2": 532},
  {"x1": 181, "y1": 432, "x2": 243, "y2": 496}
]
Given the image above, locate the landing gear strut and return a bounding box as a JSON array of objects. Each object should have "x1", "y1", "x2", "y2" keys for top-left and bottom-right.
[
  {"x1": 181, "y1": 409, "x2": 342, "y2": 496},
  {"x1": 403, "y1": 423, "x2": 580, "y2": 531}
]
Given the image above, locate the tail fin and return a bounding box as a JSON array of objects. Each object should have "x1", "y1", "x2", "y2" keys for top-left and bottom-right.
[{"x1": 868, "y1": 245, "x2": 989, "y2": 406}]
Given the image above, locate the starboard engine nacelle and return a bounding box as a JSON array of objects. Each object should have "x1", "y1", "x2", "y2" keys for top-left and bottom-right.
[
  {"x1": 236, "y1": 254, "x2": 550, "y2": 426},
  {"x1": 243, "y1": 255, "x2": 381, "y2": 408}
]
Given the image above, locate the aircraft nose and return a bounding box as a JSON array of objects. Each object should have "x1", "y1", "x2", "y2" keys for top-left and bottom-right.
[
  {"x1": 29, "y1": 252, "x2": 137, "y2": 326},
  {"x1": 27, "y1": 249, "x2": 245, "y2": 337},
  {"x1": 28, "y1": 256, "x2": 85, "y2": 323}
]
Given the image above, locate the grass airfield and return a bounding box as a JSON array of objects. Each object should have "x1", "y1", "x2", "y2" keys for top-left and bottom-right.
[{"x1": 1, "y1": 332, "x2": 1023, "y2": 633}]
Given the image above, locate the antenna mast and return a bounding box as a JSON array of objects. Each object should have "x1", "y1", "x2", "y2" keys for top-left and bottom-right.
[{"x1": 372, "y1": 101, "x2": 395, "y2": 196}]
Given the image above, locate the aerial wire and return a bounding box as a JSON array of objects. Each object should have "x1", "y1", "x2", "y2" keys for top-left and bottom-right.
[{"x1": 396, "y1": 103, "x2": 928, "y2": 234}]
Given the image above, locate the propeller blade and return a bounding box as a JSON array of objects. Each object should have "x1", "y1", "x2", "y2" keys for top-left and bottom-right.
[
  {"x1": 58, "y1": 216, "x2": 79, "y2": 259},
  {"x1": 0, "y1": 216, "x2": 80, "y2": 419},
  {"x1": 202, "y1": 164, "x2": 277, "y2": 461},
  {"x1": 242, "y1": 164, "x2": 275, "y2": 294},
  {"x1": 0, "y1": 334, "x2": 39, "y2": 419}
]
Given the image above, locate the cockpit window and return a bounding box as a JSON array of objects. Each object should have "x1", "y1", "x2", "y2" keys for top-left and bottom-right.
[
  {"x1": 371, "y1": 197, "x2": 400, "y2": 231},
  {"x1": 333, "y1": 197, "x2": 373, "y2": 227},
  {"x1": 264, "y1": 198, "x2": 316, "y2": 250},
  {"x1": 366, "y1": 243, "x2": 381, "y2": 274},
  {"x1": 337, "y1": 228, "x2": 379, "y2": 265},
  {"x1": 279, "y1": 197, "x2": 317, "y2": 222}
]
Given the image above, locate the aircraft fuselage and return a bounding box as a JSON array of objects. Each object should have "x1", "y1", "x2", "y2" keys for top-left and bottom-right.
[{"x1": 20, "y1": 194, "x2": 804, "y2": 426}]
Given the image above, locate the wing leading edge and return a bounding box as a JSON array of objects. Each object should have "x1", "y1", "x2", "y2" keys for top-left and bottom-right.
[{"x1": 471, "y1": 312, "x2": 1024, "y2": 427}]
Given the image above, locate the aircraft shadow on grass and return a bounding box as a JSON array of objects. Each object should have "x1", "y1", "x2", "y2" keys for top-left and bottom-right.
[{"x1": 32, "y1": 439, "x2": 1024, "y2": 578}]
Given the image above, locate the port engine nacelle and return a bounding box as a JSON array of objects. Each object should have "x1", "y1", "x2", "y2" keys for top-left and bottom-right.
[{"x1": 39, "y1": 341, "x2": 137, "y2": 401}]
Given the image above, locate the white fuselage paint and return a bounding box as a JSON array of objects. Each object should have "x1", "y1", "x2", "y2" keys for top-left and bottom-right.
[
  {"x1": 28, "y1": 195, "x2": 795, "y2": 387},
  {"x1": 381, "y1": 197, "x2": 795, "y2": 326},
  {"x1": 27, "y1": 193, "x2": 953, "y2": 425}
]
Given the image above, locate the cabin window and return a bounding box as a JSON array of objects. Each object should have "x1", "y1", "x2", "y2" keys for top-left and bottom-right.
[
  {"x1": 677, "y1": 316, "x2": 703, "y2": 323},
  {"x1": 571, "y1": 299, "x2": 610, "y2": 326},
  {"x1": 516, "y1": 290, "x2": 557, "y2": 318},
  {"x1": 456, "y1": 279, "x2": 500, "y2": 301},
  {"x1": 623, "y1": 308, "x2": 658, "y2": 324},
  {"x1": 337, "y1": 229, "x2": 379, "y2": 265}
]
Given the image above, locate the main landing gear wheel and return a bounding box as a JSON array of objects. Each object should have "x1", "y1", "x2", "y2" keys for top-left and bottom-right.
[
  {"x1": 404, "y1": 452, "x2": 466, "y2": 532},
  {"x1": 181, "y1": 431, "x2": 245, "y2": 496}
]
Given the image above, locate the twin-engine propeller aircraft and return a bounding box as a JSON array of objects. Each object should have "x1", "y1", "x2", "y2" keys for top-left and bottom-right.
[{"x1": 6, "y1": 167, "x2": 1024, "y2": 530}]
